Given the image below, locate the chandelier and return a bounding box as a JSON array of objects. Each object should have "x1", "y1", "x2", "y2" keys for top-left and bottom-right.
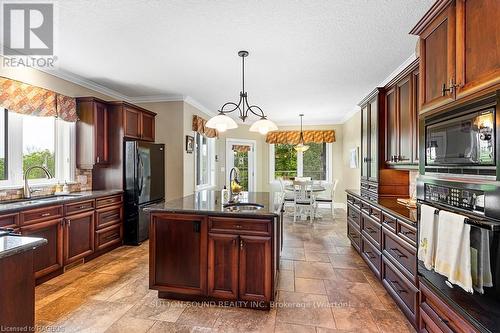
[
  {"x1": 206, "y1": 50, "x2": 278, "y2": 135},
  {"x1": 294, "y1": 114, "x2": 309, "y2": 152}
]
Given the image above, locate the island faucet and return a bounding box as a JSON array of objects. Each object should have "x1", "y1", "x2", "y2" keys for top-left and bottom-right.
[
  {"x1": 229, "y1": 167, "x2": 240, "y2": 201},
  {"x1": 24, "y1": 165, "x2": 53, "y2": 199}
]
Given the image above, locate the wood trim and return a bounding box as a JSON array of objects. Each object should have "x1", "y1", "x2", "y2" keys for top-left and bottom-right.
[
  {"x1": 63, "y1": 210, "x2": 95, "y2": 265},
  {"x1": 20, "y1": 205, "x2": 64, "y2": 226},
  {"x1": 95, "y1": 203, "x2": 123, "y2": 230},
  {"x1": 410, "y1": 0, "x2": 454, "y2": 35},
  {"x1": 64, "y1": 199, "x2": 95, "y2": 216},
  {"x1": 238, "y1": 235, "x2": 272, "y2": 302},
  {"x1": 384, "y1": 59, "x2": 419, "y2": 89},
  {"x1": 207, "y1": 233, "x2": 239, "y2": 299},
  {"x1": 358, "y1": 87, "x2": 384, "y2": 107},
  {"x1": 107, "y1": 101, "x2": 157, "y2": 116}
]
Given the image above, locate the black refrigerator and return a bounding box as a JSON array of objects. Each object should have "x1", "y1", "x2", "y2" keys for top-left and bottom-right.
[{"x1": 124, "y1": 140, "x2": 165, "y2": 245}]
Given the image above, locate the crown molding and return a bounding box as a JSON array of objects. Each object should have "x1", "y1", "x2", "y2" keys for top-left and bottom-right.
[
  {"x1": 127, "y1": 94, "x2": 185, "y2": 103},
  {"x1": 378, "y1": 53, "x2": 417, "y2": 87},
  {"x1": 183, "y1": 96, "x2": 218, "y2": 117}
]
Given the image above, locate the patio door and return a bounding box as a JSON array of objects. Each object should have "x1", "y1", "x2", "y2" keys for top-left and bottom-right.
[{"x1": 225, "y1": 139, "x2": 256, "y2": 192}]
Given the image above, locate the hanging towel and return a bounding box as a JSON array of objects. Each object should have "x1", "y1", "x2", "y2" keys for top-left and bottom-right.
[
  {"x1": 470, "y1": 228, "x2": 493, "y2": 294},
  {"x1": 434, "y1": 210, "x2": 473, "y2": 293},
  {"x1": 418, "y1": 204, "x2": 439, "y2": 270}
]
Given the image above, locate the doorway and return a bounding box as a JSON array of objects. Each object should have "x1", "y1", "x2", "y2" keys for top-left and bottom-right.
[{"x1": 225, "y1": 139, "x2": 257, "y2": 192}]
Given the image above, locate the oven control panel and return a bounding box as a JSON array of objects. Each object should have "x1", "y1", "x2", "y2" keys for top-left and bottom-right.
[{"x1": 424, "y1": 183, "x2": 485, "y2": 213}]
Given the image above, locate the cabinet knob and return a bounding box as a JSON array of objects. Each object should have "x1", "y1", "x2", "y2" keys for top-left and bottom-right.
[
  {"x1": 67, "y1": 219, "x2": 71, "y2": 227},
  {"x1": 240, "y1": 239, "x2": 244, "y2": 250},
  {"x1": 96, "y1": 156, "x2": 100, "y2": 163}
]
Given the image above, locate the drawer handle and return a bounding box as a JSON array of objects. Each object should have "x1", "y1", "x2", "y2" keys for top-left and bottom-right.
[
  {"x1": 384, "y1": 220, "x2": 395, "y2": 225},
  {"x1": 390, "y1": 248, "x2": 408, "y2": 259},
  {"x1": 365, "y1": 226, "x2": 376, "y2": 234},
  {"x1": 79, "y1": 205, "x2": 91, "y2": 209},
  {"x1": 103, "y1": 213, "x2": 120, "y2": 220},
  {"x1": 350, "y1": 234, "x2": 359, "y2": 239},
  {"x1": 104, "y1": 233, "x2": 119, "y2": 241},
  {"x1": 235, "y1": 225, "x2": 242, "y2": 229},
  {"x1": 41, "y1": 213, "x2": 51, "y2": 217},
  {"x1": 364, "y1": 250, "x2": 376, "y2": 260},
  {"x1": 401, "y1": 230, "x2": 415, "y2": 236},
  {"x1": 390, "y1": 280, "x2": 408, "y2": 293}
]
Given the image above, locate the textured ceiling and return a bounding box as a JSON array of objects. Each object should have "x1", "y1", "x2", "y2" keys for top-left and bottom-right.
[{"x1": 52, "y1": 0, "x2": 433, "y2": 125}]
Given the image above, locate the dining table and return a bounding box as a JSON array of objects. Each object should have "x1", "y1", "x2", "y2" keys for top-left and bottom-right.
[{"x1": 284, "y1": 184, "x2": 327, "y2": 219}]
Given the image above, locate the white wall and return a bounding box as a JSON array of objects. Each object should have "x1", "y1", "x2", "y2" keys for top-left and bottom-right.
[{"x1": 341, "y1": 111, "x2": 361, "y2": 196}]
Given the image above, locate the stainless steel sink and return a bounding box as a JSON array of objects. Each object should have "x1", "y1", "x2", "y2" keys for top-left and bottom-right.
[
  {"x1": 224, "y1": 202, "x2": 264, "y2": 212},
  {"x1": 1, "y1": 193, "x2": 84, "y2": 206}
]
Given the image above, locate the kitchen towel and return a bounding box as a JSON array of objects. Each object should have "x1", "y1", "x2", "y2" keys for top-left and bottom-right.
[
  {"x1": 470, "y1": 227, "x2": 493, "y2": 294},
  {"x1": 418, "y1": 204, "x2": 439, "y2": 270},
  {"x1": 434, "y1": 210, "x2": 473, "y2": 293}
]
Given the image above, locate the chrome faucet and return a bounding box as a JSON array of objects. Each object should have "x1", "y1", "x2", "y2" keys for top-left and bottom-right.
[
  {"x1": 229, "y1": 167, "x2": 240, "y2": 201},
  {"x1": 24, "y1": 166, "x2": 53, "y2": 199}
]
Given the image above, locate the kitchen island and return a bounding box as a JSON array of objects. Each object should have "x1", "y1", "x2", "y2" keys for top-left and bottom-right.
[{"x1": 145, "y1": 191, "x2": 283, "y2": 309}]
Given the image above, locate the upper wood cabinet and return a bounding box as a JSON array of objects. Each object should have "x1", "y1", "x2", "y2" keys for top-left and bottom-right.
[
  {"x1": 76, "y1": 97, "x2": 110, "y2": 168},
  {"x1": 359, "y1": 88, "x2": 383, "y2": 183},
  {"x1": 122, "y1": 104, "x2": 156, "y2": 141},
  {"x1": 411, "y1": 0, "x2": 500, "y2": 113}
]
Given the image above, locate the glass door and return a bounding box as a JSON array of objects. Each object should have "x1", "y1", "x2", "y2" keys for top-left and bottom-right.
[{"x1": 226, "y1": 139, "x2": 256, "y2": 192}]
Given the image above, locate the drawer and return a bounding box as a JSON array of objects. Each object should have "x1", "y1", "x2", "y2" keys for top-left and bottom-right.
[
  {"x1": 347, "y1": 194, "x2": 355, "y2": 205},
  {"x1": 65, "y1": 199, "x2": 95, "y2": 216},
  {"x1": 382, "y1": 256, "x2": 418, "y2": 323},
  {"x1": 420, "y1": 304, "x2": 447, "y2": 333},
  {"x1": 96, "y1": 195, "x2": 122, "y2": 208},
  {"x1": 382, "y1": 228, "x2": 417, "y2": 284},
  {"x1": 361, "y1": 236, "x2": 381, "y2": 279},
  {"x1": 347, "y1": 204, "x2": 360, "y2": 229},
  {"x1": 360, "y1": 201, "x2": 371, "y2": 214},
  {"x1": 20, "y1": 205, "x2": 64, "y2": 225},
  {"x1": 381, "y1": 212, "x2": 397, "y2": 233},
  {"x1": 369, "y1": 206, "x2": 381, "y2": 222},
  {"x1": 347, "y1": 221, "x2": 361, "y2": 253},
  {"x1": 95, "y1": 224, "x2": 122, "y2": 251},
  {"x1": 361, "y1": 212, "x2": 381, "y2": 250},
  {"x1": 398, "y1": 222, "x2": 417, "y2": 247},
  {"x1": 96, "y1": 204, "x2": 123, "y2": 230},
  {"x1": 209, "y1": 217, "x2": 271, "y2": 235},
  {"x1": 0, "y1": 213, "x2": 19, "y2": 228}
]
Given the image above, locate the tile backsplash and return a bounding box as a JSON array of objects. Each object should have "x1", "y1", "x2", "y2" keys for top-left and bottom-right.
[
  {"x1": 0, "y1": 168, "x2": 93, "y2": 202},
  {"x1": 409, "y1": 170, "x2": 419, "y2": 199}
]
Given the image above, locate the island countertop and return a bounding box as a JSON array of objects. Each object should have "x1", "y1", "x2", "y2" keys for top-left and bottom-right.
[
  {"x1": 0, "y1": 235, "x2": 47, "y2": 260},
  {"x1": 144, "y1": 190, "x2": 283, "y2": 218}
]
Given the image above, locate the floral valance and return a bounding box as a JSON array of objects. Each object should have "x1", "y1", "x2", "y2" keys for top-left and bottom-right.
[
  {"x1": 232, "y1": 145, "x2": 251, "y2": 153},
  {"x1": 266, "y1": 130, "x2": 335, "y2": 144},
  {"x1": 0, "y1": 77, "x2": 77, "y2": 122},
  {"x1": 192, "y1": 114, "x2": 218, "y2": 138}
]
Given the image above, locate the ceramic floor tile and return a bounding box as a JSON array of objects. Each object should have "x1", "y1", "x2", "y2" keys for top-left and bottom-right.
[
  {"x1": 282, "y1": 247, "x2": 306, "y2": 260},
  {"x1": 277, "y1": 270, "x2": 295, "y2": 292},
  {"x1": 324, "y1": 280, "x2": 386, "y2": 309},
  {"x1": 175, "y1": 305, "x2": 221, "y2": 327},
  {"x1": 213, "y1": 307, "x2": 276, "y2": 333},
  {"x1": 304, "y1": 250, "x2": 331, "y2": 262},
  {"x1": 295, "y1": 278, "x2": 326, "y2": 294},
  {"x1": 280, "y1": 259, "x2": 295, "y2": 271},
  {"x1": 332, "y1": 308, "x2": 379, "y2": 332},
  {"x1": 104, "y1": 316, "x2": 156, "y2": 333},
  {"x1": 276, "y1": 291, "x2": 335, "y2": 328},
  {"x1": 294, "y1": 261, "x2": 335, "y2": 279},
  {"x1": 274, "y1": 322, "x2": 316, "y2": 333},
  {"x1": 148, "y1": 320, "x2": 214, "y2": 332}
]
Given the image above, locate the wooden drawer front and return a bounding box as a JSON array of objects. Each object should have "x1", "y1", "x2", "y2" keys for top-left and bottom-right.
[
  {"x1": 65, "y1": 199, "x2": 95, "y2": 216},
  {"x1": 95, "y1": 224, "x2": 122, "y2": 251},
  {"x1": 347, "y1": 194, "x2": 355, "y2": 205},
  {"x1": 0, "y1": 213, "x2": 19, "y2": 228},
  {"x1": 419, "y1": 281, "x2": 477, "y2": 333},
  {"x1": 370, "y1": 206, "x2": 381, "y2": 222},
  {"x1": 382, "y1": 257, "x2": 418, "y2": 322},
  {"x1": 381, "y1": 212, "x2": 397, "y2": 233},
  {"x1": 347, "y1": 221, "x2": 361, "y2": 253},
  {"x1": 420, "y1": 304, "x2": 448, "y2": 333},
  {"x1": 347, "y1": 204, "x2": 360, "y2": 229},
  {"x1": 361, "y1": 213, "x2": 381, "y2": 250},
  {"x1": 96, "y1": 205, "x2": 123, "y2": 230},
  {"x1": 383, "y1": 228, "x2": 417, "y2": 284},
  {"x1": 96, "y1": 195, "x2": 122, "y2": 208},
  {"x1": 21, "y1": 205, "x2": 63, "y2": 225},
  {"x1": 361, "y1": 236, "x2": 381, "y2": 279},
  {"x1": 398, "y1": 222, "x2": 417, "y2": 247},
  {"x1": 209, "y1": 217, "x2": 271, "y2": 235}
]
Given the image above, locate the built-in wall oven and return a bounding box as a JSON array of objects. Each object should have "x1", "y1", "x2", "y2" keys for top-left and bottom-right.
[{"x1": 417, "y1": 177, "x2": 500, "y2": 332}]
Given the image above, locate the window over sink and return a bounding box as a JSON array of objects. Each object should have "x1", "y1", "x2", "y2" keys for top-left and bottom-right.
[{"x1": 0, "y1": 108, "x2": 75, "y2": 187}]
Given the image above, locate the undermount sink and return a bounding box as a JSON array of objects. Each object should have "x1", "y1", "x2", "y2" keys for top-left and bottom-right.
[
  {"x1": 2, "y1": 193, "x2": 84, "y2": 206},
  {"x1": 223, "y1": 202, "x2": 264, "y2": 212}
]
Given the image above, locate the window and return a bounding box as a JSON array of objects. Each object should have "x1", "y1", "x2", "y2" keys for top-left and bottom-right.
[
  {"x1": 0, "y1": 109, "x2": 75, "y2": 187},
  {"x1": 195, "y1": 132, "x2": 215, "y2": 190},
  {"x1": 270, "y1": 142, "x2": 332, "y2": 181}
]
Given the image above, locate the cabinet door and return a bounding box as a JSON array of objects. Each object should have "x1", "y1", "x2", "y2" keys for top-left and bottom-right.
[
  {"x1": 239, "y1": 235, "x2": 272, "y2": 302},
  {"x1": 150, "y1": 214, "x2": 207, "y2": 295},
  {"x1": 419, "y1": 3, "x2": 456, "y2": 112},
  {"x1": 455, "y1": 0, "x2": 500, "y2": 98},
  {"x1": 63, "y1": 211, "x2": 94, "y2": 265},
  {"x1": 369, "y1": 97, "x2": 378, "y2": 181},
  {"x1": 141, "y1": 112, "x2": 155, "y2": 141},
  {"x1": 397, "y1": 77, "x2": 412, "y2": 163},
  {"x1": 385, "y1": 88, "x2": 398, "y2": 162},
  {"x1": 361, "y1": 105, "x2": 369, "y2": 180},
  {"x1": 412, "y1": 70, "x2": 420, "y2": 164},
  {"x1": 208, "y1": 233, "x2": 239, "y2": 299},
  {"x1": 124, "y1": 107, "x2": 141, "y2": 139},
  {"x1": 94, "y1": 101, "x2": 109, "y2": 165},
  {"x1": 21, "y1": 219, "x2": 63, "y2": 279}
]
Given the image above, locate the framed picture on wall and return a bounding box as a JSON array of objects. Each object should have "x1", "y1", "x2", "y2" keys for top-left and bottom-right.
[
  {"x1": 186, "y1": 135, "x2": 194, "y2": 153},
  {"x1": 349, "y1": 147, "x2": 359, "y2": 168}
]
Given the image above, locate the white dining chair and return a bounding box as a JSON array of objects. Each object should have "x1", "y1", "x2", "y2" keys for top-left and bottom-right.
[
  {"x1": 315, "y1": 179, "x2": 339, "y2": 218},
  {"x1": 293, "y1": 180, "x2": 315, "y2": 222},
  {"x1": 279, "y1": 178, "x2": 295, "y2": 208}
]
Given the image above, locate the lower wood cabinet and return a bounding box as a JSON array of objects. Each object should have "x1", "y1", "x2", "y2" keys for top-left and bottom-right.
[
  {"x1": 208, "y1": 233, "x2": 239, "y2": 299},
  {"x1": 238, "y1": 235, "x2": 272, "y2": 302},
  {"x1": 63, "y1": 210, "x2": 95, "y2": 265},
  {"x1": 361, "y1": 236, "x2": 381, "y2": 279},
  {"x1": 20, "y1": 218, "x2": 64, "y2": 279}
]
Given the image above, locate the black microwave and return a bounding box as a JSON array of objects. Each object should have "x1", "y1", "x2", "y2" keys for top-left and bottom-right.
[{"x1": 425, "y1": 108, "x2": 495, "y2": 167}]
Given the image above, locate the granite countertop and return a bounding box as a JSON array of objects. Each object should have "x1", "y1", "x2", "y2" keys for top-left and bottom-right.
[
  {"x1": 346, "y1": 189, "x2": 418, "y2": 224},
  {"x1": 0, "y1": 235, "x2": 47, "y2": 260},
  {"x1": 0, "y1": 189, "x2": 123, "y2": 214},
  {"x1": 144, "y1": 191, "x2": 282, "y2": 218}
]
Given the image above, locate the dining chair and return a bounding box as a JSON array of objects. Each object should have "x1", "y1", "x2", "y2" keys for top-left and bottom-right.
[
  {"x1": 315, "y1": 179, "x2": 339, "y2": 218},
  {"x1": 293, "y1": 180, "x2": 315, "y2": 222},
  {"x1": 279, "y1": 178, "x2": 295, "y2": 207}
]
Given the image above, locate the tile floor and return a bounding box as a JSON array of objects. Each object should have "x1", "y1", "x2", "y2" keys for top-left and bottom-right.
[{"x1": 35, "y1": 209, "x2": 416, "y2": 332}]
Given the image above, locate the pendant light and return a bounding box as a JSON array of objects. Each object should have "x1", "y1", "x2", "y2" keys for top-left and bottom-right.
[
  {"x1": 206, "y1": 50, "x2": 278, "y2": 134},
  {"x1": 294, "y1": 114, "x2": 309, "y2": 152}
]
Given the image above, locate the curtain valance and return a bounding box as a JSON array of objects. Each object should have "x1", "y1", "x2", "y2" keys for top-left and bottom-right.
[
  {"x1": 192, "y1": 115, "x2": 218, "y2": 138},
  {"x1": 232, "y1": 145, "x2": 251, "y2": 153},
  {"x1": 266, "y1": 130, "x2": 335, "y2": 144},
  {"x1": 0, "y1": 77, "x2": 77, "y2": 122}
]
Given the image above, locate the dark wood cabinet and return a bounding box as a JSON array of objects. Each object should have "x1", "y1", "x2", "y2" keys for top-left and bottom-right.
[
  {"x1": 411, "y1": 0, "x2": 500, "y2": 114},
  {"x1": 361, "y1": 104, "x2": 369, "y2": 180},
  {"x1": 385, "y1": 87, "x2": 398, "y2": 161},
  {"x1": 208, "y1": 233, "x2": 239, "y2": 299},
  {"x1": 63, "y1": 210, "x2": 94, "y2": 265},
  {"x1": 123, "y1": 105, "x2": 156, "y2": 141},
  {"x1": 359, "y1": 89, "x2": 381, "y2": 182},
  {"x1": 20, "y1": 218, "x2": 63, "y2": 279},
  {"x1": 141, "y1": 112, "x2": 155, "y2": 141},
  {"x1": 76, "y1": 97, "x2": 110, "y2": 168},
  {"x1": 239, "y1": 235, "x2": 272, "y2": 302}
]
